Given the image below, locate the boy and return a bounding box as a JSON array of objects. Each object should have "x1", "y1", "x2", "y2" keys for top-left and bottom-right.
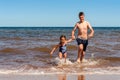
[{"x1": 71, "y1": 12, "x2": 94, "y2": 63}]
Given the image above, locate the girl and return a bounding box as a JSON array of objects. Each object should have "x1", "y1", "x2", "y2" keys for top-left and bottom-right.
[{"x1": 50, "y1": 35, "x2": 72, "y2": 63}]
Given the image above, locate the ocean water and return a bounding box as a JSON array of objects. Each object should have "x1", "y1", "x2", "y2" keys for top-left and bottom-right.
[{"x1": 0, "y1": 27, "x2": 119, "y2": 74}]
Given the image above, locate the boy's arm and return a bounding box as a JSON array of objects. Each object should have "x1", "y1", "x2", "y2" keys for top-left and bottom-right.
[
  {"x1": 87, "y1": 22, "x2": 94, "y2": 39},
  {"x1": 50, "y1": 44, "x2": 59, "y2": 55},
  {"x1": 72, "y1": 23, "x2": 78, "y2": 40}
]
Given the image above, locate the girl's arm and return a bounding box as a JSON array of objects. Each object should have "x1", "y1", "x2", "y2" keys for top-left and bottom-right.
[
  {"x1": 66, "y1": 38, "x2": 73, "y2": 43},
  {"x1": 50, "y1": 44, "x2": 59, "y2": 55}
]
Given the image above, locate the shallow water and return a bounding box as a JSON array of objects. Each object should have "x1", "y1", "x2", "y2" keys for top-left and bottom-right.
[{"x1": 0, "y1": 27, "x2": 119, "y2": 74}]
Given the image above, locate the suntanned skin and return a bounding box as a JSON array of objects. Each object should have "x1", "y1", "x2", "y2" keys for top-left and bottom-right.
[{"x1": 71, "y1": 14, "x2": 94, "y2": 63}]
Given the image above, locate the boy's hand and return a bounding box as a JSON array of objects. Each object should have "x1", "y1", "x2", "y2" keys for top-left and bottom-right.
[
  {"x1": 88, "y1": 34, "x2": 93, "y2": 39},
  {"x1": 50, "y1": 53, "x2": 52, "y2": 57}
]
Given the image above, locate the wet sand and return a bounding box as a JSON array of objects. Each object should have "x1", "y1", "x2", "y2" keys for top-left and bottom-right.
[{"x1": 0, "y1": 74, "x2": 120, "y2": 80}]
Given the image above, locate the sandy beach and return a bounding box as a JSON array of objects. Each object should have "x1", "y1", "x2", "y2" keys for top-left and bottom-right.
[{"x1": 0, "y1": 74, "x2": 120, "y2": 80}]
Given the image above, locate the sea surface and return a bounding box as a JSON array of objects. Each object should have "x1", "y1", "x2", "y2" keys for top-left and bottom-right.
[{"x1": 0, "y1": 27, "x2": 119, "y2": 75}]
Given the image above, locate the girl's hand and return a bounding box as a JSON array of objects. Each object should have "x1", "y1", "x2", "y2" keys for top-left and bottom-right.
[
  {"x1": 72, "y1": 36, "x2": 75, "y2": 39},
  {"x1": 50, "y1": 52, "x2": 53, "y2": 55},
  {"x1": 67, "y1": 38, "x2": 73, "y2": 43},
  {"x1": 49, "y1": 52, "x2": 52, "y2": 58}
]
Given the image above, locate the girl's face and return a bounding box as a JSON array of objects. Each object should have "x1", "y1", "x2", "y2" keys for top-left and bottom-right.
[{"x1": 60, "y1": 37, "x2": 66, "y2": 43}]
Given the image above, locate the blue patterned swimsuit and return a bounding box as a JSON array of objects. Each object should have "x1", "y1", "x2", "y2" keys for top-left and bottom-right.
[{"x1": 59, "y1": 44, "x2": 67, "y2": 54}]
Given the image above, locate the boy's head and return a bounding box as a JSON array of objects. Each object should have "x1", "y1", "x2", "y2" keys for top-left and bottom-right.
[
  {"x1": 60, "y1": 35, "x2": 66, "y2": 43},
  {"x1": 79, "y1": 12, "x2": 85, "y2": 22}
]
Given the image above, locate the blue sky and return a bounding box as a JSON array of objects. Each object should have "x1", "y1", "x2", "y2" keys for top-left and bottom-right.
[{"x1": 0, "y1": 0, "x2": 120, "y2": 27}]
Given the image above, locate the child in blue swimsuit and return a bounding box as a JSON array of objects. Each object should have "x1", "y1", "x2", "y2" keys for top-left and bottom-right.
[{"x1": 50, "y1": 35, "x2": 72, "y2": 63}]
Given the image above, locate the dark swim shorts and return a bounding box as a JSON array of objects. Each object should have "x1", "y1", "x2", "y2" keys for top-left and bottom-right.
[{"x1": 76, "y1": 38, "x2": 88, "y2": 51}]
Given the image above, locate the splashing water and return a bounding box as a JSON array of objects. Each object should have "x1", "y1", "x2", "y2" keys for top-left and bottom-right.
[{"x1": 50, "y1": 57, "x2": 73, "y2": 66}]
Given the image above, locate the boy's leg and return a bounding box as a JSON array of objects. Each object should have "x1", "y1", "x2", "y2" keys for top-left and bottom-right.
[
  {"x1": 81, "y1": 41, "x2": 88, "y2": 62},
  {"x1": 80, "y1": 51, "x2": 85, "y2": 63},
  {"x1": 77, "y1": 47, "x2": 80, "y2": 63},
  {"x1": 77, "y1": 44, "x2": 83, "y2": 63},
  {"x1": 59, "y1": 52, "x2": 63, "y2": 59}
]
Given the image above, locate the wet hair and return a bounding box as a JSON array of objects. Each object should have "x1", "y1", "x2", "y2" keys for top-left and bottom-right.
[
  {"x1": 59, "y1": 35, "x2": 66, "y2": 45},
  {"x1": 60, "y1": 35, "x2": 66, "y2": 40},
  {"x1": 79, "y1": 12, "x2": 85, "y2": 17}
]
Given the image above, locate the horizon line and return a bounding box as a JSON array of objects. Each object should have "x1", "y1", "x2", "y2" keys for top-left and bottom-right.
[{"x1": 0, "y1": 26, "x2": 120, "y2": 27}]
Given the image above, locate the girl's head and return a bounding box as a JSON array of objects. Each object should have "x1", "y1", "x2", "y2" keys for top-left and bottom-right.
[{"x1": 60, "y1": 35, "x2": 66, "y2": 43}]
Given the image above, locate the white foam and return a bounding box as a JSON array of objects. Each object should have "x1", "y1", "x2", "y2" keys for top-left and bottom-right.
[
  {"x1": 0, "y1": 66, "x2": 120, "y2": 75},
  {"x1": 82, "y1": 59, "x2": 99, "y2": 66},
  {"x1": 84, "y1": 67, "x2": 120, "y2": 74},
  {"x1": 50, "y1": 57, "x2": 103, "y2": 67},
  {"x1": 51, "y1": 57, "x2": 73, "y2": 66},
  {"x1": 40, "y1": 71, "x2": 44, "y2": 74},
  {"x1": 0, "y1": 58, "x2": 119, "y2": 75}
]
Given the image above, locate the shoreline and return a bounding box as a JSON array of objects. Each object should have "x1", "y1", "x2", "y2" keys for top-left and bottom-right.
[
  {"x1": 0, "y1": 73, "x2": 120, "y2": 80},
  {"x1": 0, "y1": 71, "x2": 120, "y2": 75}
]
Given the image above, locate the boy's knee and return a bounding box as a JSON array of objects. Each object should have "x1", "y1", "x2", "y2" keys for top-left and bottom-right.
[
  {"x1": 80, "y1": 48, "x2": 83, "y2": 51},
  {"x1": 79, "y1": 47, "x2": 83, "y2": 51},
  {"x1": 79, "y1": 44, "x2": 83, "y2": 50}
]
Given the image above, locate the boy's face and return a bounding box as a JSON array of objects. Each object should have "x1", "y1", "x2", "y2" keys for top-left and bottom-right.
[
  {"x1": 79, "y1": 15, "x2": 84, "y2": 22},
  {"x1": 60, "y1": 37, "x2": 66, "y2": 43}
]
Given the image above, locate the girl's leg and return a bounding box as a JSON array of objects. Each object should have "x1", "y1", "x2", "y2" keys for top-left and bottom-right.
[
  {"x1": 59, "y1": 52, "x2": 63, "y2": 59},
  {"x1": 63, "y1": 53, "x2": 67, "y2": 63}
]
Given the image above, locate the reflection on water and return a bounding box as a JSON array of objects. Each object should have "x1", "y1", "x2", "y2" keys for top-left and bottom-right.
[
  {"x1": 58, "y1": 74, "x2": 85, "y2": 80},
  {"x1": 78, "y1": 75, "x2": 85, "y2": 80},
  {"x1": 58, "y1": 74, "x2": 66, "y2": 80}
]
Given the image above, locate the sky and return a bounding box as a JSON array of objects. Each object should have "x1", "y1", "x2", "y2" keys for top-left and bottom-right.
[{"x1": 0, "y1": 0, "x2": 120, "y2": 27}]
